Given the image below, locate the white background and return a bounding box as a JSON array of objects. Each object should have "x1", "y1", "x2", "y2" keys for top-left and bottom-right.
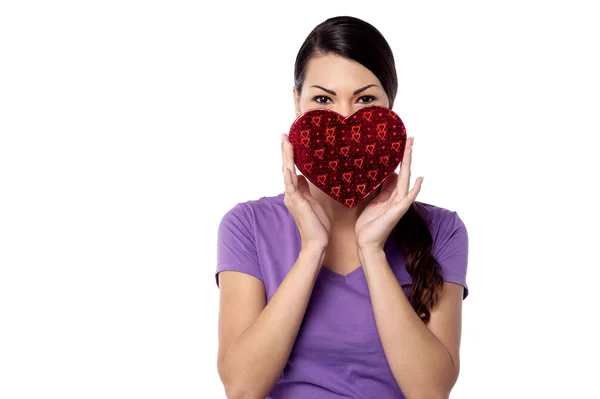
[{"x1": 1, "y1": 1, "x2": 599, "y2": 398}]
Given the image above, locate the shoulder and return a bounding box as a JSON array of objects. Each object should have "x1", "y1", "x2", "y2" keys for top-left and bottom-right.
[
  {"x1": 412, "y1": 200, "x2": 467, "y2": 240},
  {"x1": 220, "y1": 192, "x2": 287, "y2": 226},
  {"x1": 412, "y1": 200, "x2": 469, "y2": 298},
  {"x1": 411, "y1": 200, "x2": 462, "y2": 224},
  {"x1": 216, "y1": 193, "x2": 289, "y2": 286},
  {"x1": 218, "y1": 192, "x2": 291, "y2": 240}
]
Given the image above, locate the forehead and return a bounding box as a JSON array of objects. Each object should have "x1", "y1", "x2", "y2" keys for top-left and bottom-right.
[{"x1": 303, "y1": 53, "x2": 382, "y2": 91}]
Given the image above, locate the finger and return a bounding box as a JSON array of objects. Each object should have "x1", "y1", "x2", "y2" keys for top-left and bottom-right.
[
  {"x1": 373, "y1": 173, "x2": 398, "y2": 204},
  {"x1": 284, "y1": 140, "x2": 298, "y2": 187},
  {"x1": 409, "y1": 176, "x2": 423, "y2": 201},
  {"x1": 285, "y1": 140, "x2": 298, "y2": 187},
  {"x1": 398, "y1": 136, "x2": 414, "y2": 198},
  {"x1": 281, "y1": 134, "x2": 293, "y2": 177},
  {"x1": 401, "y1": 176, "x2": 423, "y2": 206},
  {"x1": 281, "y1": 138, "x2": 286, "y2": 175},
  {"x1": 282, "y1": 134, "x2": 290, "y2": 173},
  {"x1": 297, "y1": 175, "x2": 329, "y2": 227},
  {"x1": 380, "y1": 172, "x2": 398, "y2": 195},
  {"x1": 282, "y1": 135, "x2": 298, "y2": 188},
  {"x1": 297, "y1": 174, "x2": 313, "y2": 200},
  {"x1": 285, "y1": 165, "x2": 309, "y2": 204},
  {"x1": 283, "y1": 167, "x2": 296, "y2": 194}
]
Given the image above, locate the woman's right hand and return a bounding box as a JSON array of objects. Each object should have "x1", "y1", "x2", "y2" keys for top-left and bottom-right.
[{"x1": 281, "y1": 134, "x2": 331, "y2": 250}]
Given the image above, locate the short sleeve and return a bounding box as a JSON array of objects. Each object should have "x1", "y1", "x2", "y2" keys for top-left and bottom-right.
[
  {"x1": 215, "y1": 203, "x2": 264, "y2": 287},
  {"x1": 432, "y1": 211, "x2": 469, "y2": 299}
]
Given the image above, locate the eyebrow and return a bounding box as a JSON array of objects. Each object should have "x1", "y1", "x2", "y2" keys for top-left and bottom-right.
[{"x1": 310, "y1": 84, "x2": 379, "y2": 96}]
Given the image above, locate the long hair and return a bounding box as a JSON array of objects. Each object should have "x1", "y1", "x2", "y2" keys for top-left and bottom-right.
[{"x1": 293, "y1": 16, "x2": 444, "y2": 322}]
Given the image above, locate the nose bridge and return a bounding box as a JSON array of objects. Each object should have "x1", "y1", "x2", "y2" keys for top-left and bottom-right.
[{"x1": 335, "y1": 100, "x2": 354, "y2": 118}]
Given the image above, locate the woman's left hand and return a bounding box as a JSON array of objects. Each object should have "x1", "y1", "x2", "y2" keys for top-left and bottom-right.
[{"x1": 355, "y1": 136, "x2": 423, "y2": 252}]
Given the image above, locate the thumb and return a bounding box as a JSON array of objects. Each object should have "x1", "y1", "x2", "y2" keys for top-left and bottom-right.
[
  {"x1": 380, "y1": 172, "x2": 398, "y2": 195},
  {"x1": 297, "y1": 175, "x2": 315, "y2": 200}
]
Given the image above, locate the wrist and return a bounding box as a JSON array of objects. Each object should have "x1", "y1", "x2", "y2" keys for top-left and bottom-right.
[
  {"x1": 300, "y1": 244, "x2": 327, "y2": 264},
  {"x1": 355, "y1": 234, "x2": 385, "y2": 253},
  {"x1": 357, "y1": 246, "x2": 386, "y2": 265}
]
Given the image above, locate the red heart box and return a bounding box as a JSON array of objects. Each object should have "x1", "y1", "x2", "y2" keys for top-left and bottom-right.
[{"x1": 288, "y1": 105, "x2": 407, "y2": 209}]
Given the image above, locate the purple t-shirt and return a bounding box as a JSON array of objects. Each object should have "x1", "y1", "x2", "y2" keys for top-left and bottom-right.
[{"x1": 215, "y1": 193, "x2": 469, "y2": 398}]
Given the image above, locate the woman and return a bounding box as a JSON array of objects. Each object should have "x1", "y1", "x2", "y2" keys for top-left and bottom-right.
[{"x1": 215, "y1": 16, "x2": 469, "y2": 399}]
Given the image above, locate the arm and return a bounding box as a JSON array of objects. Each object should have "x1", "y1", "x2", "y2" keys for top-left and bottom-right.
[
  {"x1": 217, "y1": 136, "x2": 332, "y2": 398},
  {"x1": 353, "y1": 136, "x2": 467, "y2": 398},
  {"x1": 359, "y1": 248, "x2": 463, "y2": 399},
  {"x1": 217, "y1": 245, "x2": 325, "y2": 399}
]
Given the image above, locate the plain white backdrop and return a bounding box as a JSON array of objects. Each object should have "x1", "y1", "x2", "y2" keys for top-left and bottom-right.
[{"x1": 1, "y1": 1, "x2": 599, "y2": 398}]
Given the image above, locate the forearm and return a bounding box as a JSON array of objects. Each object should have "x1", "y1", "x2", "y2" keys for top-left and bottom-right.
[
  {"x1": 221, "y1": 246, "x2": 325, "y2": 399},
  {"x1": 359, "y1": 248, "x2": 457, "y2": 399}
]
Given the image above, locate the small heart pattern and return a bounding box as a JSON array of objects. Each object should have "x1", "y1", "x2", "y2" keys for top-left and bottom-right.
[{"x1": 288, "y1": 105, "x2": 407, "y2": 209}]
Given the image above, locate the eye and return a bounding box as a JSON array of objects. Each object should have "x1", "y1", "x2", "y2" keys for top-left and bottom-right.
[
  {"x1": 358, "y1": 95, "x2": 377, "y2": 104},
  {"x1": 313, "y1": 95, "x2": 331, "y2": 104},
  {"x1": 312, "y1": 95, "x2": 377, "y2": 105}
]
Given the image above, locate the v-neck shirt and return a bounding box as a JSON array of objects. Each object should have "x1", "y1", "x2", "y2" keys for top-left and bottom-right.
[{"x1": 215, "y1": 192, "x2": 469, "y2": 398}]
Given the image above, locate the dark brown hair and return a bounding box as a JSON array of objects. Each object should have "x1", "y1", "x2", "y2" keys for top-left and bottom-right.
[{"x1": 293, "y1": 16, "x2": 444, "y2": 322}]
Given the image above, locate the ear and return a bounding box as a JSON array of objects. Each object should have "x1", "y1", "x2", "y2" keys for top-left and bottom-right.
[{"x1": 292, "y1": 86, "x2": 301, "y2": 117}]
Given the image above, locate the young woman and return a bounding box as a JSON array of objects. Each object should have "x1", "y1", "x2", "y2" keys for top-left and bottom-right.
[{"x1": 215, "y1": 16, "x2": 469, "y2": 399}]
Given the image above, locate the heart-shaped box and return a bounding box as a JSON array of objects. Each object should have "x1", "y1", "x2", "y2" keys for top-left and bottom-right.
[{"x1": 288, "y1": 105, "x2": 407, "y2": 209}]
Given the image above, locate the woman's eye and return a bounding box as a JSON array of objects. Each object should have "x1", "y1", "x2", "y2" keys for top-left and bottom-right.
[
  {"x1": 313, "y1": 96, "x2": 331, "y2": 104},
  {"x1": 313, "y1": 95, "x2": 376, "y2": 104},
  {"x1": 358, "y1": 95, "x2": 376, "y2": 104}
]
